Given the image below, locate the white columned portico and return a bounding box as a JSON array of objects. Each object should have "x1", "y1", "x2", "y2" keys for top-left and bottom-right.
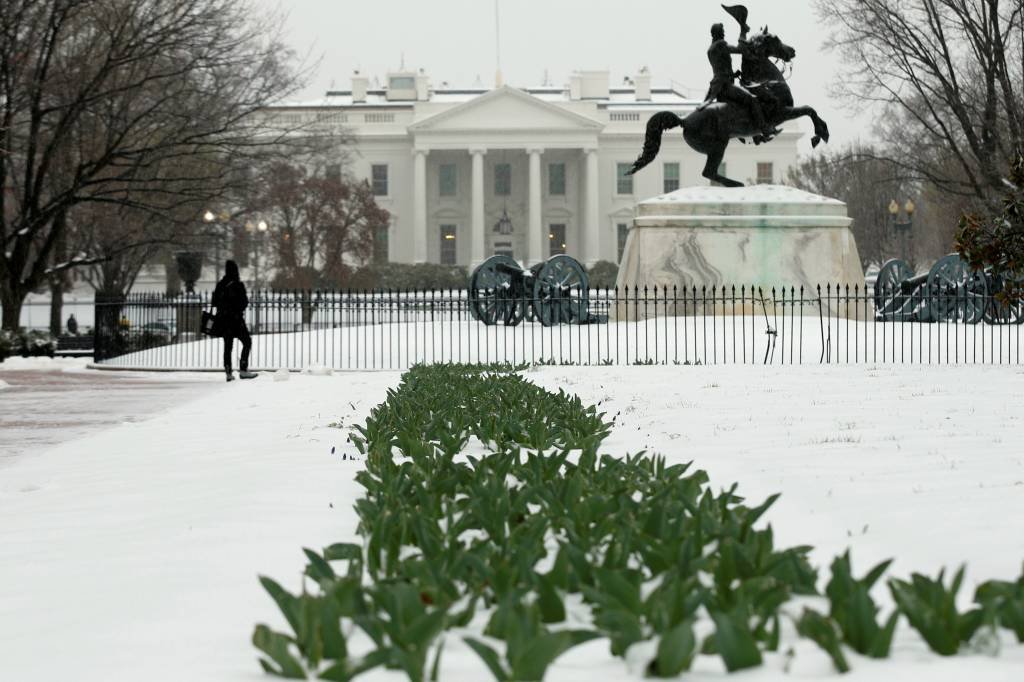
[
  {"x1": 413, "y1": 148, "x2": 428, "y2": 263},
  {"x1": 470, "y1": 147, "x2": 487, "y2": 267},
  {"x1": 527, "y1": 147, "x2": 544, "y2": 266},
  {"x1": 583, "y1": 147, "x2": 600, "y2": 266}
]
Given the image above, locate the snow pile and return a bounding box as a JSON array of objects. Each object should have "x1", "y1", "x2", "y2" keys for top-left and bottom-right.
[{"x1": 0, "y1": 379, "x2": 9, "y2": 390}]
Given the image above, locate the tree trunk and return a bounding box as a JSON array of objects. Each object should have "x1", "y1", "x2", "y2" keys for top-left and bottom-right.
[
  {"x1": 1, "y1": 286, "x2": 25, "y2": 331},
  {"x1": 49, "y1": 281, "x2": 65, "y2": 336}
]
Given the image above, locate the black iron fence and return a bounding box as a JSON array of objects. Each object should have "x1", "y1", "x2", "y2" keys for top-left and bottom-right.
[{"x1": 92, "y1": 286, "x2": 1024, "y2": 370}]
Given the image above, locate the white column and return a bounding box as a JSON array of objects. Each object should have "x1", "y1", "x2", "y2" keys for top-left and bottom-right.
[
  {"x1": 470, "y1": 148, "x2": 487, "y2": 268},
  {"x1": 413, "y1": 149, "x2": 428, "y2": 263},
  {"x1": 583, "y1": 148, "x2": 600, "y2": 266},
  {"x1": 527, "y1": 147, "x2": 544, "y2": 266}
]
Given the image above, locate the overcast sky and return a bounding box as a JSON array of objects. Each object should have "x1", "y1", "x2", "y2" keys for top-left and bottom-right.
[{"x1": 256, "y1": 0, "x2": 878, "y2": 154}]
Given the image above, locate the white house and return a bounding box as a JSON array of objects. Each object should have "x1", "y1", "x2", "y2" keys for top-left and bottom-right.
[{"x1": 265, "y1": 68, "x2": 801, "y2": 269}]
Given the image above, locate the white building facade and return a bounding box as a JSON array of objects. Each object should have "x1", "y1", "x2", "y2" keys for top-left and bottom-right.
[{"x1": 269, "y1": 69, "x2": 802, "y2": 269}]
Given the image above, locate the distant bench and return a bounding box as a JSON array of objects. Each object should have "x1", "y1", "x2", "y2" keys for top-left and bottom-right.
[{"x1": 56, "y1": 335, "x2": 94, "y2": 357}]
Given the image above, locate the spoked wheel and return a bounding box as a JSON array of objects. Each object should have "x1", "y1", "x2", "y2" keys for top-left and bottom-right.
[
  {"x1": 532, "y1": 255, "x2": 590, "y2": 327},
  {"x1": 874, "y1": 258, "x2": 913, "y2": 310},
  {"x1": 469, "y1": 255, "x2": 525, "y2": 326},
  {"x1": 983, "y1": 273, "x2": 1024, "y2": 324},
  {"x1": 926, "y1": 254, "x2": 988, "y2": 324}
]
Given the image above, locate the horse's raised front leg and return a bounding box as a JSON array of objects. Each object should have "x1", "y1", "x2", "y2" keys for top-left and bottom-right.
[
  {"x1": 778, "y1": 105, "x2": 830, "y2": 148},
  {"x1": 701, "y1": 144, "x2": 744, "y2": 187}
]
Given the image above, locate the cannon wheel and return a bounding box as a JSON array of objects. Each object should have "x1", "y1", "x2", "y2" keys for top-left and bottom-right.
[
  {"x1": 926, "y1": 254, "x2": 988, "y2": 324},
  {"x1": 533, "y1": 255, "x2": 589, "y2": 327},
  {"x1": 470, "y1": 255, "x2": 526, "y2": 326},
  {"x1": 874, "y1": 258, "x2": 913, "y2": 310},
  {"x1": 983, "y1": 272, "x2": 1024, "y2": 325}
]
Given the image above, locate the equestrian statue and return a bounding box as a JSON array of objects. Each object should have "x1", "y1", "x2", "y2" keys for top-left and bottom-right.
[{"x1": 628, "y1": 4, "x2": 830, "y2": 188}]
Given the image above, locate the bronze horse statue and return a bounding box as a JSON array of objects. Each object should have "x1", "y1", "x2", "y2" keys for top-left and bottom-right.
[{"x1": 628, "y1": 27, "x2": 830, "y2": 187}]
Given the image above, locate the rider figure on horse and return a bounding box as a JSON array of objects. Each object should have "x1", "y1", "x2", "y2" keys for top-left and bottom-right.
[{"x1": 702, "y1": 6, "x2": 777, "y2": 144}]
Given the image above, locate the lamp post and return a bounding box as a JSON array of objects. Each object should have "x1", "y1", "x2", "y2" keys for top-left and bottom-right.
[
  {"x1": 245, "y1": 219, "x2": 269, "y2": 333},
  {"x1": 888, "y1": 199, "x2": 915, "y2": 264},
  {"x1": 203, "y1": 209, "x2": 232, "y2": 278}
]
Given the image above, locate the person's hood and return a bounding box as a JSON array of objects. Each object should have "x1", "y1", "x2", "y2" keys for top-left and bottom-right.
[{"x1": 224, "y1": 260, "x2": 240, "y2": 282}]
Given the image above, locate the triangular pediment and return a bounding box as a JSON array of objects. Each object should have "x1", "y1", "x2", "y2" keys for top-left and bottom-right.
[{"x1": 410, "y1": 86, "x2": 603, "y2": 132}]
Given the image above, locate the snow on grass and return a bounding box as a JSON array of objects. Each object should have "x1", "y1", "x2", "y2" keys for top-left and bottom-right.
[
  {"x1": 101, "y1": 316, "x2": 1024, "y2": 371},
  {"x1": 1, "y1": 365, "x2": 1023, "y2": 681}
]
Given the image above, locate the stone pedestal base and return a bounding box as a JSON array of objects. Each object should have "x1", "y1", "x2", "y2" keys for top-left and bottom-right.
[{"x1": 614, "y1": 185, "x2": 866, "y2": 319}]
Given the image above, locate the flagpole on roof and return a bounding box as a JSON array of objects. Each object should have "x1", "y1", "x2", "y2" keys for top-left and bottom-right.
[{"x1": 494, "y1": 0, "x2": 503, "y2": 88}]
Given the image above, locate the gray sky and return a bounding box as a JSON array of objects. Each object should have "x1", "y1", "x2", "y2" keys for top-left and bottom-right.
[{"x1": 257, "y1": 0, "x2": 876, "y2": 154}]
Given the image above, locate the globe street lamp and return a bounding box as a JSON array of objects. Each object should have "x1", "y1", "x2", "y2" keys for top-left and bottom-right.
[{"x1": 888, "y1": 199, "x2": 915, "y2": 264}]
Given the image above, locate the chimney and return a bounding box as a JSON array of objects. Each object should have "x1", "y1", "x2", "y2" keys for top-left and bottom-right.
[
  {"x1": 574, "y1": 70, "x2": 610, "y2": 99},
  {"x1": 569, "y1": 73, "x2": 583, "y2": 100},
  {"x1": 416, "y1": 69, "x2": 430, "y2": 101},
  {"x1": 635, "y1": 67, "x2": 651, "y2": 101},
  {"x1": 352, "y1": 71, "x2": 368, "y2": 103}
]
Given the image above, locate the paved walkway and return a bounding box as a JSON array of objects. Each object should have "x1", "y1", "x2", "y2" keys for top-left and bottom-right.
[{"x1": 0, "y1": 367, "x2": 221, "y2": 465}]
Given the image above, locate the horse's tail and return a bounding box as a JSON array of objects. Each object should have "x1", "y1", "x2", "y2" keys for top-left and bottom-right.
[{"x1": 627, "y1": 111, "x2": 685, "y2": 175}]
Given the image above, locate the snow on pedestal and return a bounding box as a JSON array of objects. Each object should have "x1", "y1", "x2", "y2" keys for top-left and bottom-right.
[{"x1": 615, "y1": 184, "x2": 865, "y2": 318}]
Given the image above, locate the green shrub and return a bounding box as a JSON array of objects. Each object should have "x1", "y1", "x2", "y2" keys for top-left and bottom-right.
[
  {"x1": 825, "y1": 551, "x2": 899, "y2": 657},
  {"x1": 889, "y1": 566, "x2": 984, "y2": 655},
  {"x1": 347, "y1": 263, "x2": 468, "y2": 290},
  {"x1": 975, "y1": 566, "x2": 1024, "y2": 642},
  {"x1": 0, "y1": 329, "x2": 56, "y2": 361},
  {"x1": 255, "y1": 364, "x2": 1024, "y2": 680},
  {"x1": 586, "y1": 260, "x2": 619, "y2": 289}
]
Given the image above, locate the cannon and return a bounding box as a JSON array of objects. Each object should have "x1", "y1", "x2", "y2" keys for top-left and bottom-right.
[
  {"x1": 874, "y1": 253, "x2": 1021, "y2": 324},
  {"x1": 468, "y1": 254, "x2": 595, "y2": 326}
]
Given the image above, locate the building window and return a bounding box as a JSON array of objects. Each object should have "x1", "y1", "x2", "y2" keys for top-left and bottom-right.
[
  {"x1": 371, "y1": 164, "x2": 388, "y2": 196},
  {"x1": 548, "y1": 163, "x2": 566, "y2": 196},
  {"x1": 326, "y1": 164, "x2": 342, "y2": 181},
  {"x1": 616, "y1": 163, "x2": 633, "y2": 195},
  {"x1": 494, "y1": 163, "x2": 511, "y2": 196},
  {"x1": 439, "y1": 224, "x2": 457, "y2": 265},
  {"x1": 549, "y1": 224, "x2": 567, "y2": 256},
  {"x1": 617, "y1": 223, "x2": 630, "y2": 263},
  {"x1": 663, "y1": 162, "x2": 680, "y2": 193},
  {"x1": 756, "y1": 162, "x2": 774, "y2": 185},
  {"x1": 439, "y1": 164, "x2": 457, "y2": 197},
  {"x1": 374, "y1": 224, "x2": 389, "y2": 263},
  {"x1": 494, "y1": 240, "x2": 514, "y2": 258}
]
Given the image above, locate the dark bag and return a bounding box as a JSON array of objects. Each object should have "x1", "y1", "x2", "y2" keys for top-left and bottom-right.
[{"x1": 200, "y1": 310, "x2": 222, "y2": 337}]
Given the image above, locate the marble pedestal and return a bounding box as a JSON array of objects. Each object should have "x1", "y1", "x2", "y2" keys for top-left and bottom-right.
[{"x1": 614, "y1": 185, "x2": 865, "y2": 319}]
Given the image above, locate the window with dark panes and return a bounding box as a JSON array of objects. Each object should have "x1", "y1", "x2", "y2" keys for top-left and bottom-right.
[
  {"x1": 439, "y1": 164, "x2": 457, "y2": 197},
  {"x1": 371, "y1": 164, "x2": 388, "y2": 196},
  {"x1": 663, "y1": 162, "x2": 680, "y2": 193},
  {"x1": 616, "y1": 163, "x2": 633, "y2": 195},
  {"x1": 549, "y1": 224, "x2": 567, "y2": 256},
  {"x1": 439, "y1": 224, "x2": 457, "y2": 265},
  {"x1": 548, "y1": 163, "x2": 566, "y2": 196},
  {"x1": 374, "y1": 224, "x2": 389, "y2": 263},
  {"x1": 495, "y1": 163, "x2": 511, "y2": 196},
  {"x1": 756, "y1": 162, "x2": 774, "y2": 185},
  {"x1": 617, "y1": 223, "x2": 630, "y2": 263}
]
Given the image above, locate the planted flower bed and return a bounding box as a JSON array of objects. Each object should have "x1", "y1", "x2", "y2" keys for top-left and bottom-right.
[{"x1": 254, "y1": 364, "x2": 1024, "y2": 680}]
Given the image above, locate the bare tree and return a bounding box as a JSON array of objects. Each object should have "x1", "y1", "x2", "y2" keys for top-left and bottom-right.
[
  {"x1": 817, "y1": 0, "x2": 1024, "y2": 203},
  {"x1": 257, "y1": 161, "x2": 388, "y2": 290},
  {"x1": 787, "y1": 144, "x2": 916, "y2": 268},
  {"x1": 0, "y1": 0, "x2": 308, "y2": 330}
]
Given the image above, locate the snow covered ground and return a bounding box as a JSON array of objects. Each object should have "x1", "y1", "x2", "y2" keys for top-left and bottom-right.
[
  {"x1": 102, "y1": 315, "x2": 1024, "y2": 371},
  {"x1": 1, "y1": 365, "x2": 1023, "y2": 681},
  {"x1": 0, "y1": 358, "x2": 221, "y2": 464}
]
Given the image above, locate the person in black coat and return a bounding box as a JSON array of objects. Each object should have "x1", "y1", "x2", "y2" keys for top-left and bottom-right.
[{"x1": 212, "y1": 260, "x2": 255, "y2": 381}]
